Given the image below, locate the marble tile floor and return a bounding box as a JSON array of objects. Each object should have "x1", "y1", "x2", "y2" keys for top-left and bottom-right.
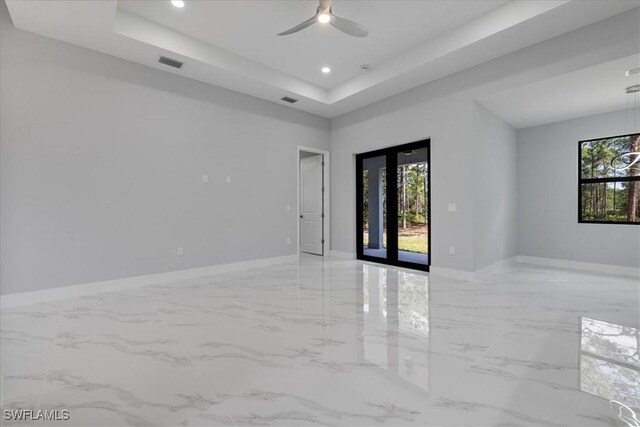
[{"x1": 1, "y1": 256, "x2": 638, "y2": 426}]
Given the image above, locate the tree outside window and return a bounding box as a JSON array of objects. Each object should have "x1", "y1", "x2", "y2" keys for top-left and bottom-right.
[{"x1": 579, "y1": 134, "x2": 640, "y2": 224}]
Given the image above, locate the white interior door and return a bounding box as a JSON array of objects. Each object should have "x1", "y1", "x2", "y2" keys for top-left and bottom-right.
[{"x1": 300, "y1": 155, "x2": 323, "y2": 255}]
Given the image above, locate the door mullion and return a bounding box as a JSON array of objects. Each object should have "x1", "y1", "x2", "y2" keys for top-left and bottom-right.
[
  {"x1": 387, "y1": 153, "x2": 399, "y2": 264},
  {"x1": 355, "y1": 155, "x2": 364, "y2": 259}
]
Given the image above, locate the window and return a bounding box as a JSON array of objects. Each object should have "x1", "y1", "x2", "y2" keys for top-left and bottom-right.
[{"x1": 579, "y1": 133, "x2": 640, "y2": 224}]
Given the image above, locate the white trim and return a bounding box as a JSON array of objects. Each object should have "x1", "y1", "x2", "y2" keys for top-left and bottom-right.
[
  {"x1": 0, "y1": 255, "x2": 298, "y2": 309},
  {"x1": 474, "y1": 256, "x2": 518, "y2": 279},
  {"x1": 430, "y1": 255, "x2": 639, "y2": 281},
  {"x1": 297, "y1": 146, "x2": 330, "y2": 257},
  {"x1": 429, "y1": 266, "x2": 475, "y2": 281},
  {"x1": 328, "y1": 250, "x2": 356, "y2": 260},
  {"x1": 516, "y1": 255, "x2": 640, "y2": 278},
  {"x1": 430, "y1": 257, "x2": 516, "y2": 281}
]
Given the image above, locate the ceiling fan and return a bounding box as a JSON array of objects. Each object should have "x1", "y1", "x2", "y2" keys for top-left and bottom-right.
[{"x1": 277, "y1": 0, "x2": 369, "y2": 38}]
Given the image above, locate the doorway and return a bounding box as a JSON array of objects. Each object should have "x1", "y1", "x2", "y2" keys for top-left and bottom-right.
[
  {"x1": 356, "y1": 139, "x2": 430, "y2": 271},
  {"x1": 298, "y1": 147, "x2": 329, "y2": 256}
]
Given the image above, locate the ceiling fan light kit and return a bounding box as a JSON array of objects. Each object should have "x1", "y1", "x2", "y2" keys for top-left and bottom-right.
[
  {"x1": 317, "y1": 13, "x2": 331, "y2": 24},
  {"x1": 277, "y1": 0, "x2": 369, "y2": 38}
]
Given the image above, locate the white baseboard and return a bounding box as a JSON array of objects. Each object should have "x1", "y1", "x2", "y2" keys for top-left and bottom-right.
[
  {"x1": 431, "y1": 257, "x2": 516, "y2": 281},
  {"x1": 432, "y1": 255, "x2": 638, "y2": 281},
  {"x1": 0, "y1": 254, "x2": 298, "y2": 309},
  {"x1": 429, "y1": 266, "x2": 475, "y2": 281},
  {"x1": 4, "y1": 253, "x2": 634, "y2": 308},
  {"x1": 474, "y1": 256, "x2": 518, "y2": 279},
  {"x1": 328, "y1": 250, "x2": 356, "y2": 260},
  {"x1": 516, "y1": 255, "x2": 640, "y2": 278}
]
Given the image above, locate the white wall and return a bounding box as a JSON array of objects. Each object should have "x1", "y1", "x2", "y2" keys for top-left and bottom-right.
[
  {"x1": 517, "y1": 109, "x2": 640, "y2": 268},
  {"x1": 0, "y1": 8, "x2": 330, "y2": 295}
]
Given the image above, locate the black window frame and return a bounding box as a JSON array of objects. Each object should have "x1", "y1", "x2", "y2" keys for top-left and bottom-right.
[
  {"x1": 356, "y1": 139, "x2": 431, "y2": 272},
  {"x1": 578, "y1": 133, "x2": 640, "y2": 225}
]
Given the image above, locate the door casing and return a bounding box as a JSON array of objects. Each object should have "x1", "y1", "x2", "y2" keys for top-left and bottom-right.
[{"x1": 297, "y1": 146, "x2": 330, "y2": 256}]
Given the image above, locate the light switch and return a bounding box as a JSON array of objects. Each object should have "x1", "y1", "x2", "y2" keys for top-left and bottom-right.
[
  {"x1": 286, "y1": 204, "x2": 291, "y2": 212},
  {"x1": 202, "y1": 175, "x2": 209, "y2": 183},
  {"x1": 448, "y1": 203, "x2": 457, "y2": 212},
  {"x1": 225, "y1": 176, "x2": 232, "y2": 184}
]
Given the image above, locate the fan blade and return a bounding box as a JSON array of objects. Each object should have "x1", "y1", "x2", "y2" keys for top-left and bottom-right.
[
  {"x1": 277, "y1": 15, "x2": 317, "y2": 36},
  {"x1": 330, "y1": 14, "x2": 369, "y2": 37}
]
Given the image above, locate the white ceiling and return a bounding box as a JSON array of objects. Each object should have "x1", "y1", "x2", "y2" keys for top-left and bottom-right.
[
  {"x1": 4, "y1": 0, "x2": 640, "y2": 124},
  {"x1": 118, "y1": 0, "x2": 507, "y2": 89},
  {"x1": 479, "y1": 54, "x2": 640, "y2": 129}
]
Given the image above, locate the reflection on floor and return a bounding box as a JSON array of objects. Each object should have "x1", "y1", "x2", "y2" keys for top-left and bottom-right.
[
  {"x1": 363, "y1": 247, "x2": 429, "y2": 264},
  {"x1": 1, "y1": 256, "x2": 639, "y2": 426},
  {"x1": 580, "y1": 317, "x2": 639, "y2": 407}
]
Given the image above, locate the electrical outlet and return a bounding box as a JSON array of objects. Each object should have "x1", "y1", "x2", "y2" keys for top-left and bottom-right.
[
  {"x1": 286, "y1": 237, "x2": 291, "y2": 245},
  {"x1": 177, "y1": 247, "x2": 184, "y2": 256},
  {"x1": 202, "y1": 174, "x2": 209, "y2": 183},
  {"x1": 448, "y1": 246, "x2": 455, "y2": 255}
]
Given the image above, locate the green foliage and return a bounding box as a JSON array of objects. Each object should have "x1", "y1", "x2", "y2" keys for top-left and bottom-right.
[
  {"x1": 363, "y1": 230, "x2": 428, "y2": 254},
  {"x1": 362, "y1": 158, "x2": 430, "y2": 252},
  {"x1": 398, "y1": 162, "x2": 428, "y2": 228},
  {"x1": 398, "y1": 234, "x2": 428, "y2": 254}
]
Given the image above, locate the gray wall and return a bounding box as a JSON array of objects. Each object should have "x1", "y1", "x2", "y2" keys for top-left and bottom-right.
[
  {"x1": 517, "y1": 109, "x2": 640, "y2": 268},
  {"x1": 0, "y1": 8, "x2": 330, "y2": 295},
  {"x1": 473, "y1": 102, "x2": 518, "y2": 270},
  {"x1": 331, "y1": 94, "x2": 477, "y2": 272},
  {"x1": 331, "y1": 88, "x2": 520, "y2": 273},
  {"x1": 4, "y1": 1, "x2": 634, "y2": 295}
]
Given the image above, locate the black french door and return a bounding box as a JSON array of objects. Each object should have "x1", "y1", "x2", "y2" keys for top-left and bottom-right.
[{"x1": 356, "y1": 139, "x2": 430, "y2": 271}]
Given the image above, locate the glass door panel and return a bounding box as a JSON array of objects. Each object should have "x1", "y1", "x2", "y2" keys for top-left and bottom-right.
[
  {"x1": 396, "y1": 148, "x2": 429, "y2": 266},
  {"x1": 360, "y1": 154, "x2": 387, "y2": 260}
]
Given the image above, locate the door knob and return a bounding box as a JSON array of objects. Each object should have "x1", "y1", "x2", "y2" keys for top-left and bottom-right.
[{"x1": 300, "y1": 215, "x2": 304, "y2": 218}]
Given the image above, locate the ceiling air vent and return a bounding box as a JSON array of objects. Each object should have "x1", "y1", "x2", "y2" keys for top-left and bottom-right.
[
  {"x1": 159, "y1": 56, "x2": 183, "y2": 69},
  {"x1": 281, "y1": 96, "x2": 298, "y2": 104}
]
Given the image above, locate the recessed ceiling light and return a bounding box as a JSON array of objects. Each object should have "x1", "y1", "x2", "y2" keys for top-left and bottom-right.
[
  {"x1": 321, "y1": 67, "x2": 331, "y2": 74},
  {"x1": 171, "y1": 0, "x2": 185, "y2": 8},
  {"x1": 317, "y1": 13, "x2": 331, "y2": 24}
]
